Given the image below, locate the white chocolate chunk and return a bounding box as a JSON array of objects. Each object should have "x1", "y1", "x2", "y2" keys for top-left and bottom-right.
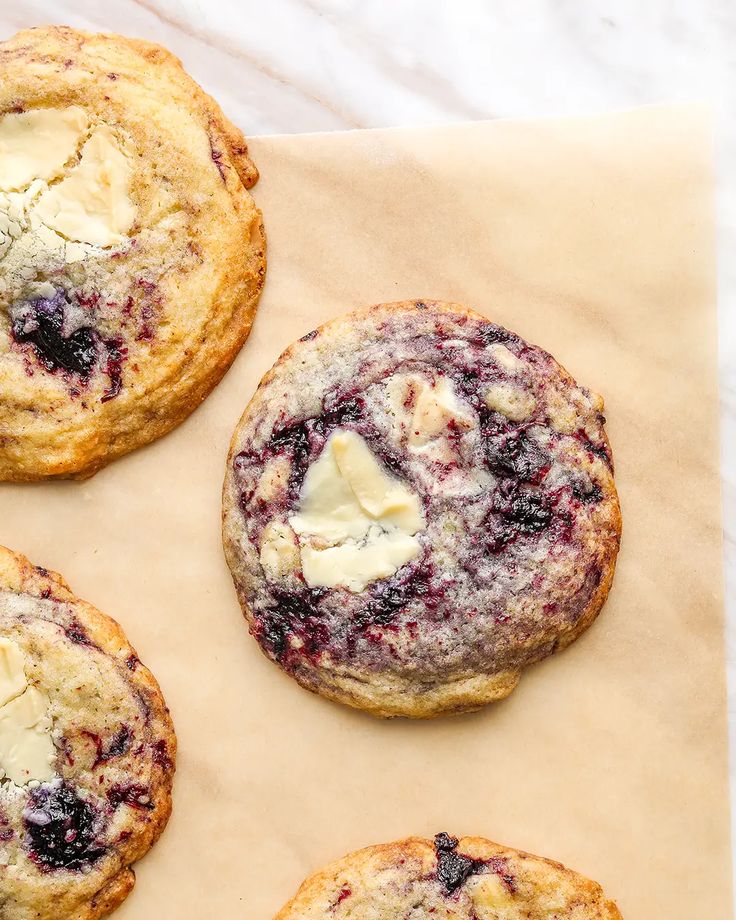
[
  {"x1": 0, "y1": 637, "x2": 27, "y2": 708},
  {"x1": 35, "y1": 125, "x2": 135, "y2": 246},
  {"x1": 291, "y1": 438, "x2": 371, "y2": 544},
  {"x1": 331, "y1": 430, "x2": 424, "y2": 530},
  {"x1": 489, "y1": 342, "x2": 522, "y2": 372},
  {"x1": 408, "y1": 376, "x2": 473, "y2": 447},
  {"x1": 484, "y1": 383, "x2": 536, "y2": 421},
  {"x1": 386, "y1": 373, "x2": 474, "y2": 449},
  {"x1": 0, "y1": 109, "x2": 137, "y2": 271},
  {"x1": 545, "y1": 389, "x2": 580, "y2": 434},
  {"x1": 0, "y1": 107, "x2": 88, "y2": 191},
  {"x1": 300, "y1": 528, "x2": 420, "y2": 593},
  {"x1": 260, "y1": 520, "x2": 300, "y2": 578},
  {"x1": 290, "y1": 430, "x2": 425, "y2": 592},
  {"x1": 590, "y1": 391, "x2": 605, "y2": 413},
  {"x1": 0, "y1": 639, "x2": 55, "y2": 786},
  {"x1": 254, "y1": 456, "x2": 291, "y2": 503},
  {"x1": 0, "y1": 181, "x2": 46, "y2": 260},
  {"x1": 469, "y1": 874, "x2": 515, "y2": 913},
  {"x1": 0, "y1": 687, "x2": 55, "y2": 786}
]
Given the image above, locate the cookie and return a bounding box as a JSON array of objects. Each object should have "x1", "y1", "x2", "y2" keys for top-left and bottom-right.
[
  {"x1": 223, "y1": 300, "x2": 621, "y2": 718},
  {"x1": 0, "y1": 26, "x2": 266, "y2": 480},
  {"x1": 0, "y1": 546, "x2": 175, "y2": 920},
  {"x1": 275, "y1": 833, "x2": 622, "y2": 918}
]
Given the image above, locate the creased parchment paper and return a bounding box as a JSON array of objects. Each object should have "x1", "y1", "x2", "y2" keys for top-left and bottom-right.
[{"x1": 0, "y1": 106, "x2": 728, "y2": 919}]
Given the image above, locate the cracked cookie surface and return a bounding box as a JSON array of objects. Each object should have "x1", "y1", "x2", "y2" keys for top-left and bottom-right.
[
  {"x1": 0, "y1": 25, "x2": 266, "y2": 480},
  {"x1": 275, "y1": 834, "x2": 622, "y2": 918},
  {"x1": 0, "y1": 545, "x2": 175, "y2": 920},
  {"x1": 223, "y1": 301, "x2": 621, "y2": 718}
]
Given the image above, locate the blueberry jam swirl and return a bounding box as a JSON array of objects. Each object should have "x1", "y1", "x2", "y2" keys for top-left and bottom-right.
[
  {"x1": 433, "y1": 833, "x2": 517, "y2": 898},
  {"x1": 224, "y1": 302, "x2": 621, "y2": 714},
  {"x1": 434, "y1": 832, "x2": 487, "y2": 894},
  {"x1": 12, "y1": 292, "x2": 98, "y2": 377},
  {"x1": 8, "y1": 286, "x2": 158, "y2": 403},
  {"x1": 23, "y1": 782, "x2": 106, "y2": 871}
]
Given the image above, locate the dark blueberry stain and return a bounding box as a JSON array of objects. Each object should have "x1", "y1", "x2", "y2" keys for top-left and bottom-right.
[
  {"x1": 575, "y1": 429, "x2": 612, "y2": 469},
  {"x1": 487, "y1": 488, "x2": 553, "y2": 554},
  {"x1": 100, "y1": 338, "x2": 126, "y2": 403},
  {"x1": 209, "y1": 142, "x2": 227, "y2": 181},
  {"x1": 0, "y1": 813, "x2": 13, "y2": 843},
  {"x1": 487, "y1": 856, "x2": 517, "y2": 893},
  {"x1": 299, "y1": 329, "x2": 319, "y2": 341},
  {"x1": 136, "y1": 301, "x2": 157, "y2": 342},
  {"x1": 357, "y1": 567, "x2": 433, "y2": 629},
  {"x1": 263, "y1": 396, "x2": 366, "y2": 493},
  {"x1": 478, "y1": 324, "x2": 516, "y2": 346},
  {"x1": 434, "y1": 832, "x2": 486, "y2": 895},
  {"x1": 151, "y1": 739, "x2": 173, "y2": 771},
  {"x1": 125, "y1": 654, "x2": 139, "y2": 671},
  {"x1": 314, "y1": 396, "x2": 365, "y2": 435},
  {"x1": 105, "y1": 726, "x2": 132, "y2": 761},
  {"x1": 362, "y1": 583, "x2": 413, "y2": 627},
  {"x1": 588, "y1": 440, "x2": 612, "y2": 466},
  {"x1": 504, "y1": 491, "x2": 553, "y2": 532},
  {"x1": 82, "y1": 726, "x2": 131, "y2": 769},
  {"x1": 268, "y1": 420, "x2": 312, "y2": 489},
  {"x1": 24, "y1": 783, "x2": 106, "y2": 872},
  {"x1": 12, "y1": 292, "x2": 97, "y2": 377},
  {"x1": 108, "y1": 783, "x2": 154, "y2": 811},
  {"x1": 11, "y1": 291, "x2": 127, "y2": 401},
  {"x1": 452, "y1": 367, "x2": 483, "y2": 409},
  {"x1": 233, "y1": 448, "x2": 257, "y2": 471},
  {"x1": 480, "y1": 412, "x2": 548, "y2": 484},
  {"x1": 64, "y1": 623, "x2": 91, "y2": 645},
  {"x1": 572, "y1": 480, "x2": 603, "y2": 504},
  {"x1": 256, "y1": 589, "x2": 328, "y2": 661},
  {"x1": 367, "y1": 442, "x2": 406, "y2": 478}
]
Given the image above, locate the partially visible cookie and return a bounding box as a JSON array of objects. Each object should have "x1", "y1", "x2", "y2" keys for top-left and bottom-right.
[
  {"x1": 223, "y1": 300, "x2": 621, "y2": 718},
  {"x1": 0, "y1": 26, "x2": 266, "y2": 480},
  {"x1": 0, "y1": 545, "x2": 175, "y2": 920},
  {"x1": 275, "y1": 833, "x2": 622, "y2": 919}
]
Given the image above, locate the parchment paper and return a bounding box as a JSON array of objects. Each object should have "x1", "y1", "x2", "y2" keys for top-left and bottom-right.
[{"x1": 0, "y1": 106, "x2": 729, "y2": 919}]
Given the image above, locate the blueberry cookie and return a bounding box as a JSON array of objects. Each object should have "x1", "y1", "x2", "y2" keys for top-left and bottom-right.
[
  {"x1": 275, "y1": 833, "x2": 622, "y2": 918},
  {"x1": 223, "y1": 300, "x2": 621, "y2": 718},
  {"x1": 0, "y1": 26, "x2": 266, "y2": 480},
  {"x1": 0, "y1": 545, "x2": 175, "y2": 919}
]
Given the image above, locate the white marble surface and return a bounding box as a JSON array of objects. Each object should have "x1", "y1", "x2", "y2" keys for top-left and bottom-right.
[{"x1": 3, "y1": 0, "x2": 736, "y2": 894}]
